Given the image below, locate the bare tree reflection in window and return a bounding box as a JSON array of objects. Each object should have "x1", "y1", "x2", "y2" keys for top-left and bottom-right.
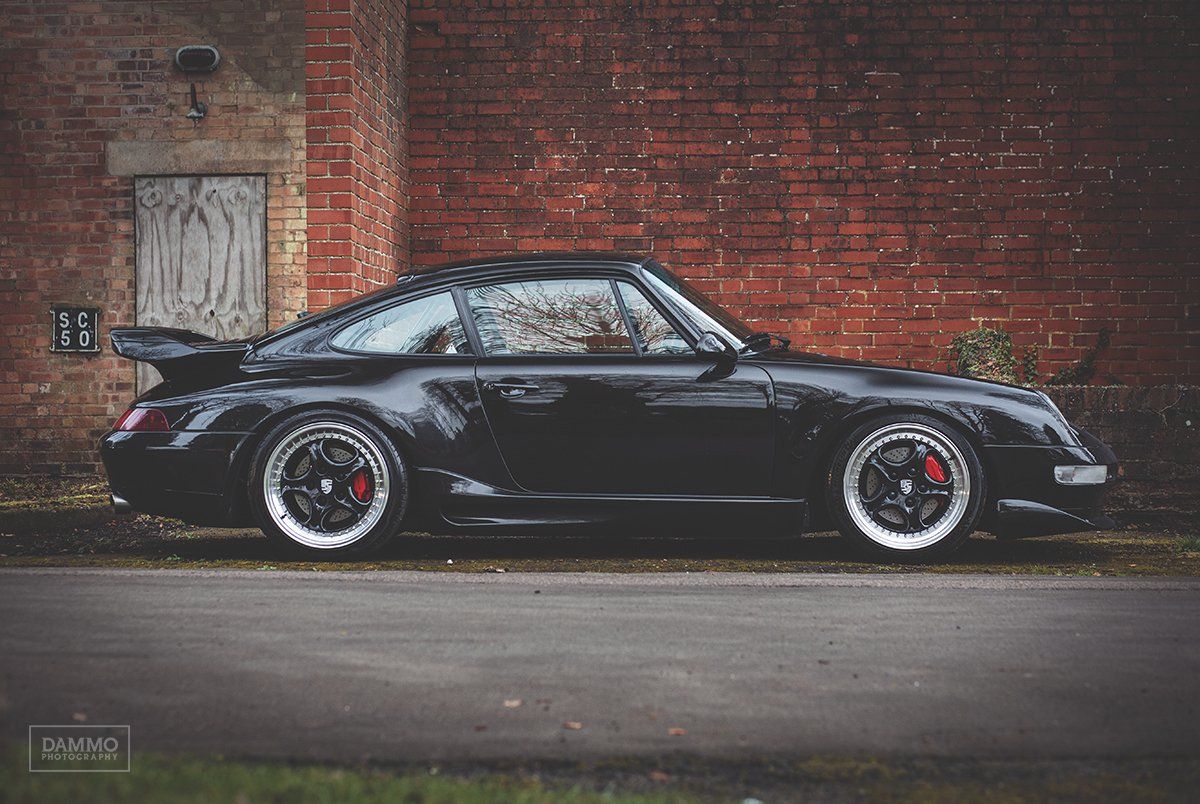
[
  {"x1": 616, "y1": 282, "x2": 691, "y2": 355},
  {"x1": 331, "y1": 292, "x2": 470, "y2": 354},
  {"x1": 468, "y1": 279, "x2": 634, "y2": 355}
]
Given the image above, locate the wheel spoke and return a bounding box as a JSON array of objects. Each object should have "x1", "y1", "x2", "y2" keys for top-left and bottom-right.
[
  {"x1": 863, "y1": 489, "x2": 889, "y2": 513},
  {"x1": 333, "y1": 454, "x2": 368, "y2": 483},
  {"x1": 864, "y1": 455, "x2": 896, "y2": 483},
  {"x1": 916, "y1": 490, "x2": 947, "y2": 528},
  {"x1": 280, "y1": 475, "x2": 309, "y2": 494},
  {"x1": 873, "y1": 503, "x2": 906, "y2": 529},
  {"x1": 321, "y1": 438, "x2": 357, "y2": 469},
  {"x1": 283, "y1": 463, "x2": 313, "y2": 485},
  {"x1": 927, "y1": 470, "x2": 953, "y2": 487},
  {"x1": 900, "y1": 442, "x2": 928, "y2": 475},
  {"x1": 877, "y1": 444, "x2": 910, "y2": 466},
  {"x1": 306, "y1": 442, "x2": 330, "y2": 475},
  {"x1": 288, "y1": 490, "x2": 319, "y2": 527},
  {"x1": 334, "y1": 489, "x2": 371, "y2": 514},
  {"x1": 317, "y1": 499, "x2": 353, "y2": 532}
]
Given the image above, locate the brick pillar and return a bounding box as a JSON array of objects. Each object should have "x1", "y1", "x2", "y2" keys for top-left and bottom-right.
[{"x1": 306, "y1": 0, "x2": 408, "y2": 310}]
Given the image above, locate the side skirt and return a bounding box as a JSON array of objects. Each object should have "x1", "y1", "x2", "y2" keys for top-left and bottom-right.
[{"x1": 412, "y1": 468, "x2": 808, "y2": 537}]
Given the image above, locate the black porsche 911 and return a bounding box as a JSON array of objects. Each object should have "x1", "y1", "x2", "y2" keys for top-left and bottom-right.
[{"x1": 101, "y1": 253, "x2": 1117, "y2": 561}]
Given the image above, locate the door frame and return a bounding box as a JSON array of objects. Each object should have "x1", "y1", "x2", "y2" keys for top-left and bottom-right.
[{"x1": 132, "y1": 173, "x2": 268, "y2": 390}]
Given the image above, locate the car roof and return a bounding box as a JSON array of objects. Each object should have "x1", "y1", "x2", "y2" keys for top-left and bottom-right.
[
  {"x1": 253, "y1": 252, "x2": 655, "y2": 350},
  {"x1": 405, "y1": 251, "x2": 652, "y2": 285}
]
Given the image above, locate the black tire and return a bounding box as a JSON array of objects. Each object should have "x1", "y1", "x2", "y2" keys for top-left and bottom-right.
[
  {"x1": 248, "y1": 410, "x2": 409, "y2": 559},
  {"x1": 826, "y1": 413, "x2": 986, "y2": 563}
]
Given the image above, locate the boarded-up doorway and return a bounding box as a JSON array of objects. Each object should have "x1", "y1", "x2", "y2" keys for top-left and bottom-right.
[{"x1": 134, "y1": 175, "x2": 267, "y2": 389}]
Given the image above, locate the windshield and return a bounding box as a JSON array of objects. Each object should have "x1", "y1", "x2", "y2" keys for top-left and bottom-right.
[{"x1": 641, "y1": 261, "x2": 755, "y2": 350}]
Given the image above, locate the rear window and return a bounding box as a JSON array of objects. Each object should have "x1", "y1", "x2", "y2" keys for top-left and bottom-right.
[{"x1": 330, "y1": 292, "x2": 471, "y2": 354}]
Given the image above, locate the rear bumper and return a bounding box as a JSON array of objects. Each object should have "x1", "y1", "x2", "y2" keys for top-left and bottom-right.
[
  {"x1": 99, "y1": 429, "x2": 252, "y2": 526},
  {"x1": 981, "y1": 427, "x2": 1118, "y2": 538}
]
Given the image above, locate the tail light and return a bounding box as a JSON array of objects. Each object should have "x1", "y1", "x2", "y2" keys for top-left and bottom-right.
[{"x1": 114, "y1": 407, "x2": 170, "y2": 432}]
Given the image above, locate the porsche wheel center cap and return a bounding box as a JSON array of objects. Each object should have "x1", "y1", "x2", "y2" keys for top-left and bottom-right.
[{"x1": 320, "y1": 478, "x2": 333, "y2": 495}]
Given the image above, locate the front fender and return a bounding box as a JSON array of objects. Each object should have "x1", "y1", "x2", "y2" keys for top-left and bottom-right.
[{"x1": 756, "y1": 360, "x2": 1078, "y2": 501}]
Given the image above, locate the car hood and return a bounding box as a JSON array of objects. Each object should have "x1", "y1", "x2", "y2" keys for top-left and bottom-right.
[
  {"x1": 745, "y1": 348, "x2": 878, "y2": 369},
  {"x1": 744, "y1": 348, "x2": 1081, "y2": 447},
  {"x1": 746, "y1": 347, "x2": 1043, "y2": 396}
]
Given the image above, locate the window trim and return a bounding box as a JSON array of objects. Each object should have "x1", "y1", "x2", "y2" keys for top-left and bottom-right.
[
  {"x1": 609, "y1": 278, "x2": 643, "y2": 358},
  {"x1": 460, "y1": 273, "x2": 643, "y2": 358},
  {"x1": 612, "y1": 278, "x2": 695, "y2": 357},
  {"x1": 326, "y1": 288, "x2": 476, "y2": 358}
]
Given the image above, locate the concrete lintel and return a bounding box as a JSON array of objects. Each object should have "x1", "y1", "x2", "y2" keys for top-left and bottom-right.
[{"x1": 106, "y1": 138, "x2": 294, "y2": 177}]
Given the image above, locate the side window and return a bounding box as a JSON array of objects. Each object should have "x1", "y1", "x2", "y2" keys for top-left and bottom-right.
[
  {"x1": 616, "y1": 282, "x2": 692, "y2": 355},
  {"x1": 466, "y1": 278, "x2": 634, "y2": 355},
  {"x1": 330, "y1": 292, "x2": 471, "y2": 354}
]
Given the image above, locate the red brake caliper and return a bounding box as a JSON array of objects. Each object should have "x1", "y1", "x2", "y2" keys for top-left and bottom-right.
[
  {"x1": 924, "y1": 453, "x2": 947, "y2": 483},
  {"x1": 350, "y1": 469, "x2": 373, "y2": 503}
]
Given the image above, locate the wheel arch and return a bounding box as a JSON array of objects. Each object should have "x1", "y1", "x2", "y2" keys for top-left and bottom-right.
[
  {"x1": 224, "y1": 401, "x2": 417, "y2": 522},
  {"x1": 804, "y1": 403, "x2": 992, "y2": 529}
]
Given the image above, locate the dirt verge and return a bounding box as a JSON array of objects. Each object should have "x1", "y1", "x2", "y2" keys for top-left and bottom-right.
[{"x1": 3, "y1": 477, "x2": 1197, "y2": 575}]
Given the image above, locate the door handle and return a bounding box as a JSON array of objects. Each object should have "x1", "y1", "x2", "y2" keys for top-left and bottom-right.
[{"x1": 483, "y1": 381, "x2": 539, "y2": 398}]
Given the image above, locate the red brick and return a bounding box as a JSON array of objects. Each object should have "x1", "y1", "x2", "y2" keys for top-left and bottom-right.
[{"x1": 407, "y1": 0, "x2": 1198, "y2": 387}]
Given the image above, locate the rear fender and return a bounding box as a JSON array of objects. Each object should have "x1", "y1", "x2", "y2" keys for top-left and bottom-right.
[{"x1": 224, "y1": 400, "x2": 419, "y2": 516}]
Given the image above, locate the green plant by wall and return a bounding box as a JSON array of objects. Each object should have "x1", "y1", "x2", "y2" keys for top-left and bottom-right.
[
  {"x1": 1045, "y1": 328, "x2": 1111, "y2": 386},
  {"x1": 949, "y1": 325, "x2": 1113, "y2": 387},
  {"x1": 949, "y1": 324, "x2": 1039, "y2": 386}
]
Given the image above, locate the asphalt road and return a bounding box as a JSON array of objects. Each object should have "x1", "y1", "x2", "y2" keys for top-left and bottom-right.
[{"x1": 1, "y1": 568, "x2": 1198, "y2": 763}]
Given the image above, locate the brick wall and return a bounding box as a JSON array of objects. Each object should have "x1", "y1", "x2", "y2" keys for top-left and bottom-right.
[
  {"x1": 0, "y1": 1, "x2": 307, "y2": 474},
  {"x1": 306, "y1": 0, "x2": 408, "y2": 309},
  {"x1": 3, "y1": 0, "x2": 1197, "y2": 477},
  {"x1": 409, "y1": 0, "x2": 1200, "y2": 385}
]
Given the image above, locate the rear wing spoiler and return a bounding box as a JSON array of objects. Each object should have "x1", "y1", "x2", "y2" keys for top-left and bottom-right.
[{"x1": 109, "y1": 327, "x2": 252, "y2": 381}]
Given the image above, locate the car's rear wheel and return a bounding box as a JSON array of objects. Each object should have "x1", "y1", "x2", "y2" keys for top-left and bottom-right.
[
  {"x1": 249, "y1": 411, "x2": 408, "y2": 558},
  {"x1": 827, "y1": 414, "x2": 985, "y2": 562}
]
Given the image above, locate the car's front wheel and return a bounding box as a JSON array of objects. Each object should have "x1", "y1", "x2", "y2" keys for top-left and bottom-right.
[
  {"x1": 827, "y1": 414, "x2": 986, "y2": 562},
  {"x1": 248, "y1": 411, "x2": 408, "y2": 558}
]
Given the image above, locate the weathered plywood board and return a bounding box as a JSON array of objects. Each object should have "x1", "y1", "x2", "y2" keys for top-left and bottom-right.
[{"x1": 134, "y1": 176, "x2": 266, "y2": 390}]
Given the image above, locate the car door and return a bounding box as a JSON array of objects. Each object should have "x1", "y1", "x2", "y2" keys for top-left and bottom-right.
[{"x1": 466, "y1": 274, "x2": 774, "y2": 496}]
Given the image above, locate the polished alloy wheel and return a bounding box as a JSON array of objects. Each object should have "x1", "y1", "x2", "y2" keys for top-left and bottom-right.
[
  {"x1": 263, "y1": 421, "x2": 389, "y2": 549},
  {"x1": 842, "y1": 423, "x2": 970, "y2": 551}
]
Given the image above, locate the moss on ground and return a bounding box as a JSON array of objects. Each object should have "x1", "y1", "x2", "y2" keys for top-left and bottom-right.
[
  {"x1": 1, "y1": 515, "x2": 1198, "y2": 576},
  {"x1": 1, "y1": 478, "x2": 1197, "y2": 575},
  {"x1": 0, "y1": 477, "x2": 109, "y2": 509}
]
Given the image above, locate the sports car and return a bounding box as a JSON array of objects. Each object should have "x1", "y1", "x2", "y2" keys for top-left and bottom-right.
[{"x1": 101, "y1": 253, "x2": 1118, "y2": 560}]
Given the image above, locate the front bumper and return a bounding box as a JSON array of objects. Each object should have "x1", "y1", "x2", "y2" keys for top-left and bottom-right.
[
  {"x1": 991, "y1": 498, "x2": 1117, "y2": 539},
  {"x1": 982, "y1": 427, "x2": 1118, "y2": 538},
  {"x1": 99, "y1": 429, "x2": 252, "y2": 526}
]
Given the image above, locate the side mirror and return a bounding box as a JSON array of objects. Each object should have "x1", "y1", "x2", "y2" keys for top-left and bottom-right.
[{"x1": 696, "y1": 332, "x2": 735, "y2": 360}]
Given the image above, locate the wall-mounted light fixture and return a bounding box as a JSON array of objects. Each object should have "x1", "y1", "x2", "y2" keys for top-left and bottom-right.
[
  {"x1": 173, "y1": 46, "x2": 220, "y2": 125},
  {"x1": 174, "y1": 45, "x2": 220, "y2": 74}
]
